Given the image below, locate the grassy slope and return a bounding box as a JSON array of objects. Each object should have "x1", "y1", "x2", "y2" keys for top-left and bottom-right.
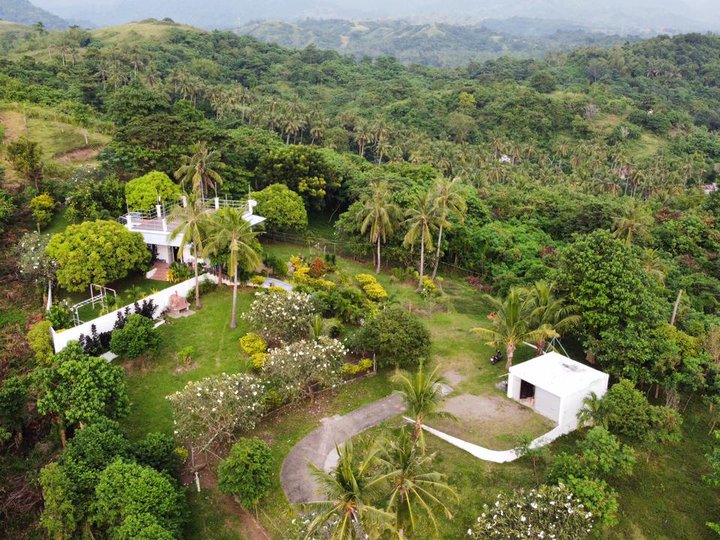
[{"x1": 91, "y1": 21, "x2": 205, "y2": 45}]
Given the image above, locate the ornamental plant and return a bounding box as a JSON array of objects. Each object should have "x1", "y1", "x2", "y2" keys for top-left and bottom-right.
[
  {"x1": 218, "y1": 438, "x2": 274, "y2": 507},
  {"x1": 294, "y1": 266, "x2": 336, "y2": 290},
  {"x1": 110, "y1": 314, "x2": 161, "y2": 358},
  {"x1": 27, "y1": 320, "x2": 54, "y2": 366},
  {"x1": 166, "y1": 373, "x2": 266, "y2": 451},
  {"x1": 355, "y1": 273, "x2": 388, "y2": 300},
  {"x1": 244, "y1": 291, "x2": 316, "y2": 343},
  {"x1": 240, "y1": 333, "x2": 268, "y2": 355},
  {"x1": 263, "y1": 337, "x2": 346, "y2": 401},
  {"x1": 468, "y1": 484, "x2": 594, "y2": 539},
  {"x1": 30, "y1": 193, "x2": 55, "y2": 231}
]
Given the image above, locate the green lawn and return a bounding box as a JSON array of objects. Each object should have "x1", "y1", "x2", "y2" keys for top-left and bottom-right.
[
  {"x1": 59, "y1": 272, "x2": 174, "y2": 323},
  {"x1": 122, "y1": 287, "x2": 253, "y2": 439},
  {"x1": 118, "y1": 244, "x2": 720, "y2": 540}
]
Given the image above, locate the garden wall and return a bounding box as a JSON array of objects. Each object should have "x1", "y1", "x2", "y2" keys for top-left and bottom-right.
[{"x1": 50, "y1": 274, "x2": 215, "y2": 352}]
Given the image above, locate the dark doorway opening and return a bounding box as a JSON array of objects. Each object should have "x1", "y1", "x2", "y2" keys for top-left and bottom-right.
[{"x1": 520, "y1": 380, "x2": 536, "y2": 400}]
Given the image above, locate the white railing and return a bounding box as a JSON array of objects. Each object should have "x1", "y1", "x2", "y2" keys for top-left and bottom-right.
[{"x1": 50, "y1": 274, "x2": 217, "y2": 352}]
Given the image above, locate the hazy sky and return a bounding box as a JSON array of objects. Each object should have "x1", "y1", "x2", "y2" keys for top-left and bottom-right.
[{"x1": 31, "y1": 0, "x2": 720, "y2": 32}]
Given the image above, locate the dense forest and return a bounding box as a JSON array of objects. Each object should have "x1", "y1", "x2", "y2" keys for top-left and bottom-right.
[{"x1": 1, "y1": 17, "x2": 720, "y2": 540}]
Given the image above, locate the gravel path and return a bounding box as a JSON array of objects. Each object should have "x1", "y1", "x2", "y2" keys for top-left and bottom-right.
[{"x1": 281, "y1": 394, "x2": 405, "y2": 504}]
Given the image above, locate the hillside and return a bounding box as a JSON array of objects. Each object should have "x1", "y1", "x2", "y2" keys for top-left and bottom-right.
[
  {"x1": 90, "y1": 19, "x2": 206, "y2": 45},
  {"x1": 0, "y1": 0, "x2": 67, "y2": 29},
  {"x1": 236, "y1": 18, "x2": 637, "y2": 66}
]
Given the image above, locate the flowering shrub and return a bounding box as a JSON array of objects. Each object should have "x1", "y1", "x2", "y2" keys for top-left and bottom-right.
[
  {"x1": 166, "y1": 373, "x2": 266, "y2": 450},
  {"x1": 289, "y1": 255, "x2": 304, "y2": 273},
  {"x1": 240, "y1": 333, "x2": 268, "y2": 355},
  {"x1": 250, "y1": 275, "x2": 266, "y2": 286},
  {"x1": 421, "y1": 276, "x2": 441, "y2": 297},
  {"x1": 251, "y1": 353, "x2": 269, "y2": 371},
  {"x1": 308, "y1": 258, "x2": 327, "y2": 278},
  {"x1": 468, "y1": 484, "x2": 594, "y2": 539},
  {"x1": 355, "y1": 273, "x2": 376, "y2": 286},
  {"x1": 341, "y1": 358, "x2": 374, "y2": 377},
  {"x1": 264, "y1": 337, "x2": 346, "y2": 401},
  {"x1": 355, "y1": 273, "x2": 388, "y2": 301},
  {"x1": 294, "y1": 266, "x2": 336, "y2": 290},
  {"x1": 244, "y1": 291, "x2": 316, "y2": 343}
]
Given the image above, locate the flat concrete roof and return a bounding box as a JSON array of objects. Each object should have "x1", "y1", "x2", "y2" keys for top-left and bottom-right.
[{"x1": 509, "y1": 351, "x2": 608, "y2": 398}]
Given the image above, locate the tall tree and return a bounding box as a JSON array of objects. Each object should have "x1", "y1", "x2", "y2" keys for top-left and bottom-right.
[
  {"x1": 430, "y1": 177, "x2": 466, "y2": 280},
  {"x1": 613, "y1": 199, "x2": 653, "y2": 245},
  {"x1": 204, "y1": 208, "x2": 261, "y2": 328},
  {"x1": 377, "y1": 429, "x2": 457, "y2": 536},
  {"x1": 527, "y1": 281, "x2": 581, "y2": 354},
  {"x1": 306, "y1": 441, "x2": 393, "y2": 539},
  {"x1": 174, "y1": 142, "x2": 224, "y2": 199},
  {"x1": 170, "y1": 196, "x2": 210, "y2": 310},
  {"x1": 472, "y1": 287, "x2": 558, "y2": 370},
  {"x1": 359, "y1": 181, "x2": 401, "y2": 273},
  {"x1": 392, "y1": 365, "x2": 454, "y2": 450},
  {"x1": 404, "y1": 192, "x2": 437, "y2": 289}
]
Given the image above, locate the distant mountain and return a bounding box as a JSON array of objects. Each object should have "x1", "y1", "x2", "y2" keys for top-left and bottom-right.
[
  {"x1": 30, "y1": 0, "x2": 720, "y2": 33},
  {"x1": 0, "y1": 0, "x2": 67, "y2": 29},
  {"x1": 235, "y1": 18, "x2": 638, "y2": 67}
]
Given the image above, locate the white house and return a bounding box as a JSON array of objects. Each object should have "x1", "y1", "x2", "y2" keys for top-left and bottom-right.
[
  {"x1": 117, "y1": 196, "x2": 265, "y2": 264},
  {"x1": 507, "y1": 352, "x2": 609, "y2": 434}
]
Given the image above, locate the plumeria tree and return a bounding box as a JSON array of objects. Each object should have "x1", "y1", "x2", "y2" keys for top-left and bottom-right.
[
  {"x1": 468, "y1": 484, "x2": 594, "y2": 539},
  {"x1": 244, "y1": 290, "x2": 317, "y2": 343},
  {"x1": 166, "y1": 373, "x2": 266, "y2": 452},
  {"x1": 263, "y1": 337, "x2": 346, "y2": 402}
]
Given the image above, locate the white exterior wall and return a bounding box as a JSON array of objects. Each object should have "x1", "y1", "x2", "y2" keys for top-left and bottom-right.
[
  {"x1": 534, "y1": 387, "x2": 561, "y2": 424},
  {"x1": 507, "y1": 373, "x2": 521, "y2": 400},
  {"x1": 557, "y1": 375, "x2": 610, "y2": 433},
  {"x1": 50, "y1": 274, "x2": 214, "y2": 352},
  {"x1": 156, "y1": 244, "x2": 174, "y2": 263}
]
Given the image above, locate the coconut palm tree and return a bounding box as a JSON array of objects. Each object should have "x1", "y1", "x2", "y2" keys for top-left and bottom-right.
[
  {"x1": 305, "y1": 440, "x2": 394, "y2": 540},
  {"x1": 527, "y1": 281, "x2": 581, "y2": 354},
  {"x1": 641, "y1": 248, "x2": 669, "y2": 285},
  {"x1": 204, "y1": 208, "x2": 261, "y2": 328},
  {"x1": 376, "y1": 429, "x2": 458, "y2": 537},
  {"x1": 472, "y1": 287, "x2": 558, "y2": 370},
  {"x1": 430, "y1": 177, "x2": 466, "y2": 280},
  {"x1": 613, "y1": 199, "x2": 653, "y2": 245},
  {"x1": 404, "y1": 193, "x2": 437, "y2": 290},
  {"x1": 169, "y1": 196, "x2": 210, "y2": 310},
  {"x1": 174, "y1": 142, "x2": 224, "y2": 199},
  {"x1": 393, "y1": 365, "x2": 455, "y2": 450},
  {"x1": 359, "y1": 181, "x2": 402, "y2": 274},
  {"x1": 577, "y1": 391, "x2": 605, "y2": 428}
]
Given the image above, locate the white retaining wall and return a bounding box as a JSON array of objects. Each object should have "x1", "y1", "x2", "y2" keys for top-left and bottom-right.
[{"x1": 51, "y1": 274, "x2": 214, "y2": 352}]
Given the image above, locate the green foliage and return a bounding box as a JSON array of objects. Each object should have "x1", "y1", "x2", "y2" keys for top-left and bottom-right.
[
  {"x1": 65, "y1": 172, "x2": 125, "y2": 223},
  {"x1": 252, "y1": 183, "x2": 308, "y2": 233},
  {"x1": 110, "y1": 314, "x2": 161, "y2": 358},
  {"x1": 564, "y1": 476, "x2": 620, "y2": 528},
  {"x1": 0, "y1": 308, "x2": 25, "y2": 329},
  {"x1": 257, "y1": 145, "x2": 337, "y2": 208},
  {"x1": 353, "y1": 306, "x2": 431, "y2": 368},
  {"x1": 263, "y1": 253, "x2": 288, "y2": 277},
  {"x1": 468, "y1": 483, "x2": 594, "y2": 539},
  {"x1": 92, "y1": 459, "x2": 185, "y2": 538},
  {"x1": 36, "y1": 342, "x2": 130, "y2": 430},
  {"x1": 313, "y1": 286, "x2": 369, "y2": 324},
  {"x1": 46, "y1": 220, "x2": 150, "y2": 291},
  {"x1": 125, "y1": 171, "x2": 182, "y2": 211},
  {"x1": 133, "y1": 432, "x2": 183, "y2": 477},
  {"x1": 47, "y1": 304, "x2": 72, "y2": 330},
  {"x1": 6, "y1": 137, "x2": 42, "y2": 185},
  {"x1": 29, "y1": 193, "x2": 54, "y2": 230},
  {"x1": 577, "y1": 427, "x2": 636, "y2": 479},
  {"x1": 218, "y1": 438, "x2": 274, "y2": 507},
  {"x1": 240, "y1": 332, "x2": 267, "y2": 355},
  {"x1": 0, "y1": 376, "x2": 27, "y2": 442},
  {"x1": 0, "y1": 188, "x2": 14, "y2": 232},
  {"x1": 27, "y1": 319, "x2": 54, "y2": 365},
  {"x1": 39, "y1": 462, "x2": 79, "y2": 539}
]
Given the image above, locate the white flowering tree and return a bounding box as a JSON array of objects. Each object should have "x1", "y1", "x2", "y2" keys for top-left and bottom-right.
[
  {"x1": 264, "y1": 337, "x2": 346, "y2": 402},
  {"x1": 468, "y1": 484, "x2": 594, "y2": 539},
  {"x1": 166, "y1": 373, "x2": 266, "y2": 452},
  {"x1": 244, "y1": 291, "x2": 317, "y2": 343}
]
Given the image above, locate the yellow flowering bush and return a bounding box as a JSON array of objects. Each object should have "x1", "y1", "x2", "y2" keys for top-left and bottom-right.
[
  {"x1": 240, "y1": 333, "x2": 268, "y2": 355},
  {"x1": 355, "y1": 273, "x2": 387, "y2": 300},
  {"x1": 251, "y1": 352, "x2": 269, "y2": 371},
  {"x1": 250, "y1": 275, "x2": 266, "y2": 286}
]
